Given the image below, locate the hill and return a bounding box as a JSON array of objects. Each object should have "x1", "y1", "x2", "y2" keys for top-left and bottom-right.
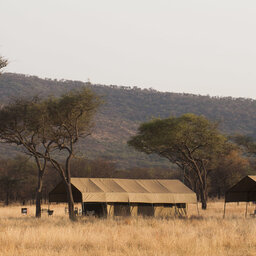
[{"x1": 0, "y1": 73, "x2": 256, "y2": 168}]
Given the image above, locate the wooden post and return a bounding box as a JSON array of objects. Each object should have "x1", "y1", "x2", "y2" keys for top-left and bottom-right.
[
  {"x1": 245, "y1": 201, "x2": 248, "y2": 218},
  {"x1": 151, "y1": 203, "x2": 155, "y2": 217},
  {"x1": 223, "y1": 201, "x2": 226, "y2": 218},
  {"x1": 245, "y1": 191, "x2": 249, "y2": 218}
]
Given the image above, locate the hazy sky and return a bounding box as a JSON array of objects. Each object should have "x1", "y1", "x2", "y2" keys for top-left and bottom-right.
[{"x1": 1, "y1": 0, "x2": 256, "y2": 98}]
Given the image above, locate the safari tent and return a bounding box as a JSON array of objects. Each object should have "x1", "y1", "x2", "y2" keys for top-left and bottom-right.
[
  {"x1": 225, "y1": 175, "x2": 256, "y2": 203},
  {"x1": 224, "y1": 175, "x2": 256, "y2": 217},
  {"x1": 49, "y1": 178, "x2": 197, "y2": 217}
]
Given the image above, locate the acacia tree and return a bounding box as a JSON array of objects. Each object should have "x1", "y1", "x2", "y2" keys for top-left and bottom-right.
[
  {"x1": 0, "y1": 88, "x2": 101, "y2": 220},
  {"x1": 128, "y1": 113, "x2": 230, "y2": 209},
  {"x1": 37, "y1": 88, "x2": 101, "y2": 220},
  {"x1": 0, "y1": 98, "x2": 51, "y2": 217}
]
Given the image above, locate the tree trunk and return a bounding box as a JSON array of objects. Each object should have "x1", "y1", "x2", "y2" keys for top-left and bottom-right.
[
  {"x1": 48, "y1": 156, "x2": 77, "y2": 221},
  {"x1": 200, "y1": 186, "x2": 208, "y2": 210},
  {"x1": 201, "y1": 192, "x2": 207, "y2": 209},
  {"x1": 65, "y1": 181, "x2": 77, "y2": 221},
  {"x1": 65, "y1": 152, "x2": 77, "y2": 221},
  {"x1": 35, "y1": 172, "x2": 43, "y2": 218},
  {"x1": 5, "y1": 189, "x2": 9, "y2": 206},
  {"x1": 200, "y1": 164, "x2": 208, "y2": 210}
]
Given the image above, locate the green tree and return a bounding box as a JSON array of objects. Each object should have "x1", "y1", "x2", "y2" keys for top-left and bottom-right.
[
  {"x1": 0, "y1": 98, "x2": 51, "y2": 217},
  {"x1": 41, "y1": 88, "x2": 101, "y2": 220},
  {"x1": 128, "y1": 113, "x2": 230, "y2": 209}
]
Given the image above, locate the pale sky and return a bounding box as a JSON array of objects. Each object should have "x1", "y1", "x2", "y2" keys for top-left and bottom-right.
[{"x1": 1, "y1": 0, "x2": 256, "y2": 98}]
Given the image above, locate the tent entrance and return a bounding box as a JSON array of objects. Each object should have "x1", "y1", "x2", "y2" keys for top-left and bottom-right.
[
  {"x1": 138, "y1": 203, "x2": 154, "y2": 216},
  {"x1": 114, "y1": 203, "x2": 131, "y2": 216},
  {"x1": 83, "y1": 203, "x2": 107, "y2": 217}
]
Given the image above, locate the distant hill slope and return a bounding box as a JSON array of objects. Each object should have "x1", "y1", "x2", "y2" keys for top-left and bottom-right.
[{"x1": 0, "y1": 73, "x2": 256, "y2": 168}]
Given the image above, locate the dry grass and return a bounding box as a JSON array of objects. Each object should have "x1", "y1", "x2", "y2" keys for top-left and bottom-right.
[{"x1": 0, "y1": 202, "x2": 256, "y2": 256}]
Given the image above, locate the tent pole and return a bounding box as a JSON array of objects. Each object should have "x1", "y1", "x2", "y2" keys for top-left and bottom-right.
[
  {"x1": 223, "y1": 201, "x2": 226, "y2": 218},
  {"x1": 245, "y1": 201, "x2": 248, "y2": 218},
  {"x1": 81, "y1": 201, "x2": 83, "y2": 216},
  {"x1": 128, "y1": 199, "x2": 131, "y2": 216}
]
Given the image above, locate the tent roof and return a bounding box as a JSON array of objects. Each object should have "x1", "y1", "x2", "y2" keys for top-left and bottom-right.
[
  {"x1": 49, "y1": 178, "x2": 197, "y2": 204},
  {"x1": 225, "y1": 176, "x2": 256, "y2": 202}
]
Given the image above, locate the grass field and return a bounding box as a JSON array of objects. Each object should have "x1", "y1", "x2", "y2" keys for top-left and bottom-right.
[{"x1": 0, "y1": 202, "x2": 256, "y2": 256}]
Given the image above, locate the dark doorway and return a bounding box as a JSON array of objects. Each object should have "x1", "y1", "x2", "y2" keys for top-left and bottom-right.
[
  {"x1": 138, "y1": 203, "x2": 154, "y2": 216},
  {"x1": 114, "y1": 203, "x2": 131, "y2": 216},
  {"x1": 83, "y1": 203, "x2": 107, "y2": 217}
]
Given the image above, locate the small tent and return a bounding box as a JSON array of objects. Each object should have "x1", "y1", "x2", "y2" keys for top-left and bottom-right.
[
  {"x1": 225, "y1": 175, "x2": 256, "y2": 203},
  {"x1": 49, "y1": 178, "x2": 197, "y2": 217},
  {"x1": 224, "y1": 175, "x2": 256, "y2": 217}
]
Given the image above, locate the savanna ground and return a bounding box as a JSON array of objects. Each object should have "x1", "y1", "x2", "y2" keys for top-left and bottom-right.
[{"x1": 0, "y1": 202, "x2": 256, "y2": 256}]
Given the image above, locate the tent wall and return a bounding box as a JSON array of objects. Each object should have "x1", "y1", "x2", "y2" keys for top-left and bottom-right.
[
  {"x1": 111, "y1": 203, "x2": 187, "y2": 217},
  {"x1": 225, "y1": 191, "x2": 256, "y2": 202},
  {"x1": 138, "y1": 203, "x2": 154, "y2": 216},
  {"x1": 175, "y1": 204, "x2": 187, "y2": 217},
  {"x1": 154, "y1": 203, "x2": 187, "y2": 217},
  {"x1": 114, "y1": 203, "x2": 131, "y2": 216},
  {"x1": 130, "y1": 205, "x2": 138, "y2": 217},
  {"x1": 154, "y1": 205, "x2": 175, "y2": 217},
  {"x1": 107, "y1": 204, "x2": 114, "y2": 217},
  {"x1": 82, "y1": 202, "x2": 187, "y2": 217}
]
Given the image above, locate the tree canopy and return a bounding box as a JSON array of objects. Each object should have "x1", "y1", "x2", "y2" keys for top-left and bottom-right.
[
  {"x1": 128, "y1": 113, "x2": 232, "y2": 209},
  {"x1": 42, "y1": 88, "x2": 101, "y2": 220}
]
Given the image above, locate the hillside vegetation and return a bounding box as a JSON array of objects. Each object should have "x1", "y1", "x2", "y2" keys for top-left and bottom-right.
[{"x1": 0, "y1": 73, "x2": 256, "y2": 168}]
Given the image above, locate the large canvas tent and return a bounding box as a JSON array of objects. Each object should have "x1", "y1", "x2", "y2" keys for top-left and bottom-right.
[{"x1": 49, "y1": 178, "x2": 197, "y2": 217}]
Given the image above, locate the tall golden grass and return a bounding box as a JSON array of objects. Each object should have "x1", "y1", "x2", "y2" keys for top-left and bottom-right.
[{"x1": 0, "y1": 202, "x2": 256, "y2": 256}]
